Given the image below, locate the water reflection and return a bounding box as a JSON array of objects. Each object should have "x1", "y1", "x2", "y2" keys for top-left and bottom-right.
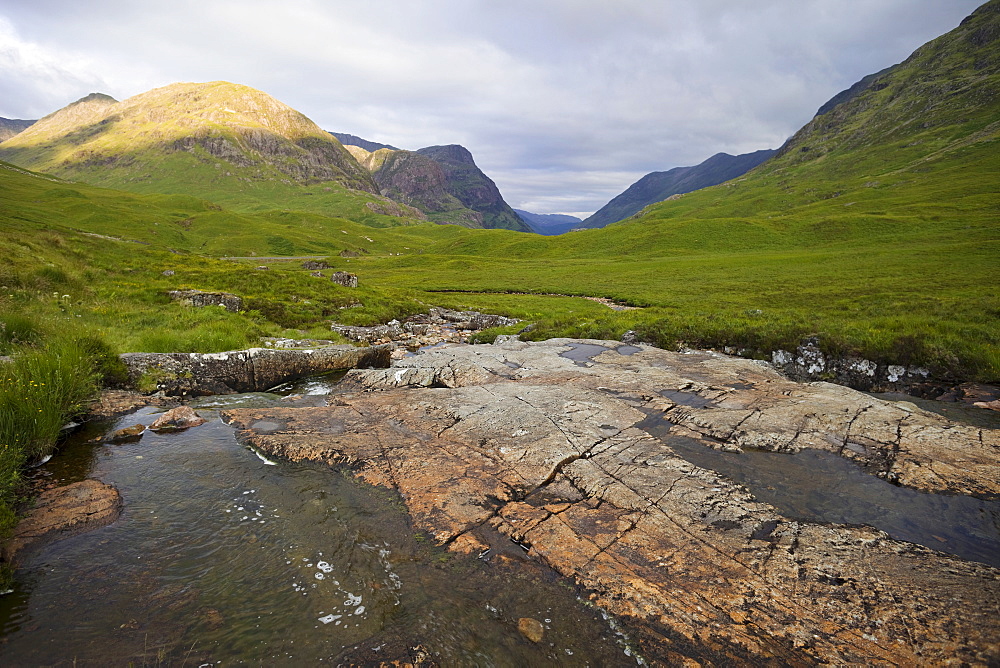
[{"x1": 0, "y1": 403, "x2": 634, "y2": 666}]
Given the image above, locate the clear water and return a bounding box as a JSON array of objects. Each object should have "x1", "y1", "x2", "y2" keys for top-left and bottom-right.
[
  {"x1": 0, "y1": 400, "x2": 635, "y2": 666},
  {"x1": 637, "y1": 413, "x2": 1000, "y2": 568},
  {"x1": 559, "y1": 343, "x2": 639, "y2": 366}
]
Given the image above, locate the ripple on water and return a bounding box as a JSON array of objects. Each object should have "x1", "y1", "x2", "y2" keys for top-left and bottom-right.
[{"x1": 0, "y1": 408, "x2": 638, "y2": 666}]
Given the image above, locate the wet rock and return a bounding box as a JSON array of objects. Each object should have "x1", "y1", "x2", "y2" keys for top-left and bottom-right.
[
  {"x1": 88, "y1": 390, "x2": 174, "y2": 419},
  {"x1": 121, "y1": 344, "x2": 391, "y2": 396},
  {"x1": 331, "y1": 271, "x2": 358, "y2": 288},
  {"x1": 149, "y1": 406, "x2": 206, "y2": 431},
  {"x1": 4, "y1": 480, "x2": 122, "y2": 562},
  {"x1": 167, "y1": 289, "x2": 242, "y2": 313},
  {"x1": 224, "y1": 339, "x2": 1000, "y2": 665},
  {"x1": 106, "y1": 423, "x2": 146, "y2": 442},
  {"x1": 518, "y1": 617, "x2": 545, "y2": 643}
]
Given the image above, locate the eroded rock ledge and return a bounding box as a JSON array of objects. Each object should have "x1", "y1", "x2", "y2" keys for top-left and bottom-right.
[
  {"x1": 223, "y1": 339, "x2": 1000, "y2": 665},
  {"x1": 121, "y1": 344, "x2": 391, "y2": 395}
]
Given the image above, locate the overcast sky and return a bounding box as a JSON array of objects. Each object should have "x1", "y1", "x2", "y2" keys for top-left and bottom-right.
[{"x1": 0, "y1": 0, "x2": 983, "y2": 217}]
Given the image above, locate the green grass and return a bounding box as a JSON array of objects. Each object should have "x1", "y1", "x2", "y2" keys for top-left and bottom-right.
[
  {"x1": 0, "y1": 3, "x2": 996, "y2": 384},
  {"x1": 0, "y1": 335, "x2": 104, "y2": 543}
]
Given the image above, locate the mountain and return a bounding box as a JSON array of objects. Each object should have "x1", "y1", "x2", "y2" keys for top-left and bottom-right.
[
  {"x1": 581, "y1": 149, "x2": 776, "y2": 229},
  {"x1": 514, "y1": 209, "x2": 582, "y2": 235},
  {"x1": 330, "y1": 132, "x2": 398, "y2": 152},
  {"x1": 0, "y1": 82, "x2": 426, "y2": 226},
  {"x1": 347, "y1": 146, "x2": 485, "y2": 227},
  {"x1": 0, "y1": 117, "x2": 36, "y2": 142},
  {"x1": 814, "y1": 66, "x2": 895, "y2": 117},
  {"x1": 414, "y1": 145, "x2": 532, "y2": 232}
]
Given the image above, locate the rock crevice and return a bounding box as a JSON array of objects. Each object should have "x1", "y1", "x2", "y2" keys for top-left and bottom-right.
[{"x1": 223, "y1": 339, "x2": 1000, "y2": 665}]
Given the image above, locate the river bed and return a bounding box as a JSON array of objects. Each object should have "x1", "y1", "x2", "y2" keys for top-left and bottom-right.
[{"x1": 0, "y1": 380, "x2": 636, "y2": 666}]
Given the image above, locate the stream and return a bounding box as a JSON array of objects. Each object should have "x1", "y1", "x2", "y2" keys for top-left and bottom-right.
[{"x1": 0, "y1": 377, "x2": 636, "y2": 666}]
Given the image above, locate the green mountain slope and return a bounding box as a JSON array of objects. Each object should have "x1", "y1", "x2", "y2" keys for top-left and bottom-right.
[
  {"x1": 415, "y1": 145, "x2": 532, "y2": 232},
  {"x1": 0, "y1": 82, "x2": 424, "y2": 227}
]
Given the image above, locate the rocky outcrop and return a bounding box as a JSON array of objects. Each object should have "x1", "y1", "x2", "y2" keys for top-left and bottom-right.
[
  {"x1": 331, "y1": 308, "x2": 520, "y2": 347},
  {"x1": 301, "y1": 260, "x2": 329, "y2": 270},
  {"x1": 168, "y1": 289, "x2": 242, "y2": 313},
  {"x1": 121, "y1": 344, "x2": 391, "y2": 395},
  {"x1": 3, "y1": 480, "x2": 122, "y2": 562},
  {"x1": 349, "y1": 147, "x2": 486, "y2": 228},
  {"x1": 768, "y1": 337, "x2": 935, "y2": 392},
  {"x1": 330, "y1": 271, "x2": 358, "y2": 288},
  {"x1": 224, "y1": 339, "x2": 1000, "y2": 665},
  {"x1": 415, "y1": 145, "x2": 531, "y2": 232}
]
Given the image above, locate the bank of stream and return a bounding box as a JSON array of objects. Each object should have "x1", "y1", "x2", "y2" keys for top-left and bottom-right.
[{"x1": 0, "y1": 375, "x2": 637, "y2": 666}]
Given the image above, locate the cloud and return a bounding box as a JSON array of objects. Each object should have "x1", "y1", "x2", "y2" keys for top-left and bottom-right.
[{"x1": 0, "y1": 0, "x2": 983, "y2": 215}]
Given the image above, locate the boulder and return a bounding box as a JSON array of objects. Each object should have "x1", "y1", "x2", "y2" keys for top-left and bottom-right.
[
  {"x1": 331, "y1": 271, "x2": 358, "y2": 288},
  {"x1": 149, "y1": 406, "x2": 206, "y2": 431},
  {"x1": 302, "y1": 260, "x2": 330, "y2": 270},
  {"x1": 168, "y1": 289, "x2": 242, "y2": 313}
]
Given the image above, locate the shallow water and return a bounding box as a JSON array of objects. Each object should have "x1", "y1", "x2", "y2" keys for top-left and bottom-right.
[
  {"x1": 0, "y1": 401, "x2": 636, "y2": 665},
  {"x1": 637, "y1": 413, "x2": 1000, "y2": 568},
  {"x1": 559, "y1": 342, "x2": 640, "y2": 366}
]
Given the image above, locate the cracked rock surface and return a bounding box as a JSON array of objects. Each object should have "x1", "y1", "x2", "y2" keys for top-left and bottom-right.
[{"x1": 223, "y1": 338, "x2": 1000, "y2": 665}]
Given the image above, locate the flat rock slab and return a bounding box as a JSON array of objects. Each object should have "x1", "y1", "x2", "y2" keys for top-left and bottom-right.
[
  {"x1": 4, "y1": 479, "x2": 122, "y2": 562},
  {"x1": 223, "y1": 338, "x2": 1000, "y2": 665}
]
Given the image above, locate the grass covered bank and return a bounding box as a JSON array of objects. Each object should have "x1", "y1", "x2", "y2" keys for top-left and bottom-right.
[{"x1": 0, "y1": 332, "x2": 120, "y2": 546}]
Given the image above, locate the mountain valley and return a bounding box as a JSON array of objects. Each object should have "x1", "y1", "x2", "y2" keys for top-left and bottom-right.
[{"x1": 0, "y1": 3, "x2": 998, "y2": 664}]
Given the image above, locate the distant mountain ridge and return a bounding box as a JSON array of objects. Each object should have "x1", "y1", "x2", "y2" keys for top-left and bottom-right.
[
  {"x1": 581, "y1": 149, "x2": 776, "y2": 228},
  {"x1": 337, "y1": 132, "x2": 531, "y2": 232},
  {"x1": 514, "y1": 209, "x2": 582, "y2": 235},
  {"x1": 347, "y1": 146, "x2": 486, "y2": 227},
  {"x1": 330, "y1": 132, "x2": 398, "y2": 152},
  {"x1": 415, "y1": 145, "x2": 530, "y2": 232},
  {"x1": 0, "y1": 117, "x2": 36, "y2": 142}
]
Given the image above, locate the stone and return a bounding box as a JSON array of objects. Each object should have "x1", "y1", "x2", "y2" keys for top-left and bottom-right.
[
  {"x1": 331, "y1": 271, "x2": 358, "y2": 288},
  {"x1": 87, "y1": 390, "x2": 174, "y2": 419},
  {"x1": 161, "y1": 269, "x2": 175, "y2": 276},
  {"x1": 302, "y1": 260, "x2": 330, "y2": 270},
  {"x1": 120, "y1": 344, "x2": 392, "y2": 396},
  {"x1": 106, "y1": 423, "x2": 146, "y2": 442},
  {"x1": 167, "y1": 289, "x2": 242, "y2": 313},
  {"x1": 149, "y1": 405, "x2": 206, "y2": 431},
  {"x1": 3, "y1": 480, "x2": 122, "y2": 562},
  {"x1": 223, "y1": 339, "x2": 1000, "y2": 665},
  {"x1": 518, "y1": 617, "x2": 545, "y2": 643}
]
